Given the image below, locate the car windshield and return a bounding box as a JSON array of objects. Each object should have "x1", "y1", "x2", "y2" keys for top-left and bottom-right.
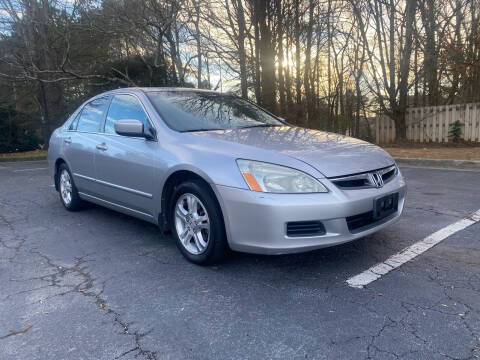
[{"x1": 146, "y1": 91, "x2": 284, "y2": 132}]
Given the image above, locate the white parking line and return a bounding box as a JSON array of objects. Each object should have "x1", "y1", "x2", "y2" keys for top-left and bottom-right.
[
  {"x1": 347, "y1": 209, "x2": 480, "y2": 289},
  {"x1": 13, "y1": 167, "x2": 48, "y2": 172}
]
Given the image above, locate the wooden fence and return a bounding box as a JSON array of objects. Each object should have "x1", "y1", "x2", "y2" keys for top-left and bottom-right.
[{"x1": 375, "y1": 103, "x2": 480, "y2": 143}]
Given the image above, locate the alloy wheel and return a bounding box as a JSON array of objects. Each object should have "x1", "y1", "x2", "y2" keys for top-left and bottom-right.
[
  {"x1": 174, "y1": 193, "x2": 210, "y2": 255},
  {"x1": 59, "y1": 169, "x2": 73, "y2": 206}
]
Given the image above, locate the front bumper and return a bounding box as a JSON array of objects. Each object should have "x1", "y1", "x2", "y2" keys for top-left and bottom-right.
[{"x1": 214, "y1": 173, "x2": 406, "y2": 255}]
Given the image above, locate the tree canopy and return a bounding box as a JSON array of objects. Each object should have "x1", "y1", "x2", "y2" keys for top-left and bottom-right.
[{"x1": 1, "y1": 0, "x2": 479, "y2": 150}]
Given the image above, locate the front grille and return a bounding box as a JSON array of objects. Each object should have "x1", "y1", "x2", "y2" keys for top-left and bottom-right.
[
  {"x1": 381, "y1": 166, "x2": 396, "y2": 183},
  {"x1": 332, "y1": 177, "x2": 370, "y2": 189},
  {"x1": 286, "y1": 221, "x2": 326, "y2": 237},
  {"x1": 330, "y1": 165, "x2": 397, "y2": 190}
]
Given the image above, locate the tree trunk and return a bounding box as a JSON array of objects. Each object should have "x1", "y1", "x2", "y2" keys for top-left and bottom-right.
[
  {"x1": 165, "y1": 22, "x2": 184, "y2": 86},
  {"x1": 276, "y1": 0, "x2": 286, "y2": 114},
  {"x1": 420, "y1": 0, "x2": 438, "y2": 105},
  {"x1": 257, "y1": 0, "x2": 276, "y2": 112},
  {"x1": 327, "y1": 0, "x2": 332, "y2": 130},
  {"x1": 38, "y1": 81, "x2": 51, "y2": 148},
  {"x1": 396, "y1": 0, "x2": 417, "y2": 140},
  {"x1": 166, "y1": 30, "x2": 179, "y2": 85},
  {"x1": 354, "y1": 31, "x2": 365, "y2": 138},
  {"x1": 235, "y1": 0, "x2": 248, "y2": 98},
  {"x1": 414, "y1": 26, "x2": 419, "y2": 106},
  {"x1": 303, "y1": 0, "x2": 314, "y2": 127},
  {"x1": 193, "y1": 0, "x2": 202, "y2": 88},
  {"x1": 284, "y1": 25, "x2": 293, "y2": 108},
  {"x1": 393, "y1": 112, "x2": 407, "y2": 141},
  {"x1": 205, "y1": 55, "x2": 211, "y2": 89},
  {"x1": 252, "y1": 0, "x2": 262, "y2": 104},
  {"x1": 294, "y1": 0, "x2": 302, "y2": 119},
  {"x1": 448, "y1": 0, "x2": 462, "y2": 103}
]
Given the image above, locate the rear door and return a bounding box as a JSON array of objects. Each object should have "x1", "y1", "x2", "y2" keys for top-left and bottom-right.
[
  {"x1": 63, "y1": 96, "x2": 109, "y2": 195},
  {"x1": 93, "y1": 94, "x2": 157, "y2": 218}
]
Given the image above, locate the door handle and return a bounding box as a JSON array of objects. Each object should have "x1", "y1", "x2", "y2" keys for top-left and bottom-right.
[
  {"x1": 96, "y1": 143, "x2": 108, "y2": 151},
  {"x1": 64, "y1": 137, "x2": 72, "y2": 144}
]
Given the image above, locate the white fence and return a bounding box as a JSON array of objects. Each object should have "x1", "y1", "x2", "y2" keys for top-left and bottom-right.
[{"x1": 375, "y1": 103, "x2": 480, "y2": 143}]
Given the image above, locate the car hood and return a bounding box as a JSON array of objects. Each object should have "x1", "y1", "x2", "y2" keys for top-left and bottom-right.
[{"x1": 191, "y1": 126, "x2": 394, "y2": 178}]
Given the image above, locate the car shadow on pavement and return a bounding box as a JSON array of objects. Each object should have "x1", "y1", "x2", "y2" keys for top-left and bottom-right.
[{"x1": 78, "y1": 197, "x2": 448, "y2": 289}]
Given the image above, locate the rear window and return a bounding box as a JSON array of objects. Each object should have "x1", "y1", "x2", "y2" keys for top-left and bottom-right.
[{"x1": 76, "y1": 97, "x2": 109, "y2": 132}]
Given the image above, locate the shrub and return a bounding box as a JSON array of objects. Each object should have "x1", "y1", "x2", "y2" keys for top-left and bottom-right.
[{"x1": 448, "y1": 120, "x2": 463, "y2": 142}]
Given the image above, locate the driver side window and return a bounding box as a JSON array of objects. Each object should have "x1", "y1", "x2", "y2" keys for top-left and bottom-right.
[{"x1": 104, "y1": 94, "x2": 150, "y2": 135}]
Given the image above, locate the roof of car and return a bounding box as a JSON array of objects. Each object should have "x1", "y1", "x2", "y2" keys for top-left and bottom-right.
[{"x1": 105, "y1": 87, "x2": 220, "y2": 95}]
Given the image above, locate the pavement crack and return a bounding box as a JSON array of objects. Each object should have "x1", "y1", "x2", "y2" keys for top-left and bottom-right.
[
  {"x1": 365, "y1": 316, "x2": 398, "y2": 359},
  {"x1": 405, "y1": 205, "x2": 467, "y2": 219},
  {"x1": 0, "y1": 322, "x2": 33, "y2": 340},
  {"x1": 27, "y1": 250, "x2": 157, "y2": 360},
  {"x1": 0, "y1": 213, "x2": 26, "y2": 262},
  {"x1": 114, "y1": 347, "x2": 138, "y2": 359}
]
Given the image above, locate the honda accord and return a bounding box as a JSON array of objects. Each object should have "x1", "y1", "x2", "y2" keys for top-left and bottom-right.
[{"x1": 48, "y1": 88, "x2": 406, "y2": 264}]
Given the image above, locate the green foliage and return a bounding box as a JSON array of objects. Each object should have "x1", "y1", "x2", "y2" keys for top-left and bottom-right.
[
  {"x1": 448, "y1": 120, "x2": 464, "y2": 142},
  {"x1": 0, "y1": 109, "x2": 41, "y2": 153}
]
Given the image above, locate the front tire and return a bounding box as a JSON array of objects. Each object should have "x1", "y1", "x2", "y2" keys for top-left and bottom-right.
[
  {"x1": 170, "y1": 180, "x2": 228, "y2": 265},
  {"x1": 58, "y1": 163, "x2": 83, "y2": 211}
]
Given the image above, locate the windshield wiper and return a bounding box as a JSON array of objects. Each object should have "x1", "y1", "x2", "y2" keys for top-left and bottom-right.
[
  {"x1": 182, "y1": 124, "x2": 284, "y2": 132},
  {"x1": 181, "y1": 128, "x2": 225, "y2": 132},
  {"x1": 236, "y1": 124, "x2": 283, "y2": 129}
]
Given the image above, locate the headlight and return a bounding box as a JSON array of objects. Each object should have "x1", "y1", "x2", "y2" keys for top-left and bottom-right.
[{"x1": 236, "y1": 159, "x2": 328, "y2": 193}]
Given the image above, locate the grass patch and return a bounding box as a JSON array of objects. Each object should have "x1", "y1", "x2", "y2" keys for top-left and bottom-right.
[
  {"x1": 383, "y1": 146, "x2": 480, "y2": 160},
  {"x1": 0, "y1": 150, "x2": 47, "y2": 162}
]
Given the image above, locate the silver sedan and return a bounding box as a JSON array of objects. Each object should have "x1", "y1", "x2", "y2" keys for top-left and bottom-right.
[{"x1": 48, "y1": 88, "x2": 406, "y2": 264}]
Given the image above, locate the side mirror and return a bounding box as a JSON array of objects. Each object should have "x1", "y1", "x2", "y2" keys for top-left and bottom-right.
[{"x1": 114, "y1": 119, "x2": 145, "y2": 138}]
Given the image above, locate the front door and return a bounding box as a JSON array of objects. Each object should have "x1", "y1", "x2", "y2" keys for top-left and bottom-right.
[{"x1": 93, "y1": 94, "x2": 157, "y2": 217}]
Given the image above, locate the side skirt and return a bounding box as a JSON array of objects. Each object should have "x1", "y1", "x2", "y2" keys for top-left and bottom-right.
[{"x1": 78, "y1": 192, "x2": 157, "y2": 224}]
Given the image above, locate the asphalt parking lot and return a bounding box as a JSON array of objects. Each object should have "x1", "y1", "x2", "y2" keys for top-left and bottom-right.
[{"x1": 0, "y1": 160, "x2": 479, "y2": 360}]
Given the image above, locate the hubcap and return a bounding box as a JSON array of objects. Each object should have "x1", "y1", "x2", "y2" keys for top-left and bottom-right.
[
  {"x1": 59, "y1": 169, "x2": 73, "y2": 205},
  {"x1": 174, "y1": 193, "x2": 210, "y2": 255}
]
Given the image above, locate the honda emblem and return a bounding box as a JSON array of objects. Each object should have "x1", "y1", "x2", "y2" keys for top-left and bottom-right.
[{"x1": 369, "y1": 172, "x2": 384, "y2": 188}]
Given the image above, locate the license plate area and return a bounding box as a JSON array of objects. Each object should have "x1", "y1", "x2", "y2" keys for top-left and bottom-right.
[{"x1": 373, "y1": 192, "x2": 399, "y2": 220}]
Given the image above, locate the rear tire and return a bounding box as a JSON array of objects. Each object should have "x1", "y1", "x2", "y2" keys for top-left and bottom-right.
[
  {"x1": 58, "y1": 163, "x2": 83, "y2": 211},
  {"x1": 170, "y1": 180, "x2": 228, "y2": 265}
]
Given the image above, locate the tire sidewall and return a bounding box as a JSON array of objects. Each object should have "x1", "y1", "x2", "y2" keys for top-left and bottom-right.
[{"x1": 170, "y1": 181, "x2": 226, "y2": 264}]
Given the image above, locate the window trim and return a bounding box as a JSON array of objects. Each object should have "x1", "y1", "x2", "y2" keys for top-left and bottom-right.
[{"x1": 68, "y1": 111, "x2": 82, "y2": 131}]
